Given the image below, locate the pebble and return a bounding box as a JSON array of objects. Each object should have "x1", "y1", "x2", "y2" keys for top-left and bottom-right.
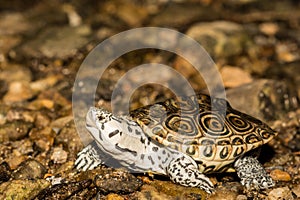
[
  {"x1": 34, "y1": 180, "x2": 91, "y2": 199},
  {"x1": 0, "y1": 162, "x2": 11, "y2": 184},
  {"x1": 268, "y1": 187, "x2": 294, "y2": 200},
  {"x1": 94, "y1": 168, "x2": 142, "y2": 194},
  {"x1": 137, "y1": 185, "x2": 175, "y2": 200},
  {"x1": 186, "y1": 21, "x2": 247, "y2": 58},
  {"x1": 29, "y1": 127, "x2": 55, "y2": 152},
  {"x1": 0, "y1": 179, "x2": 50, "y2": 200},
  {"x1": 150, "y1": 2, "x2": 219, "y2": 28},
  {"x1": 0, "y1": 12, "x2": 30, "y2": 35},
  {"x1": 0, "y1": 64, "x2": 32, "y2": 83},
  {"x1": 3, "y1": 81, "x2": 35, "y2": 103},
  {"x1": 18, "y1": 25, "x2": 91, "y2": 58},
  {"x1": 220, "y1": 66, "x2": 253, "y2": 88},
  {"x1": 0, "y1": 120, "x2": 33, "y2": 142},
  {"x1": 106, "y1": 193, "x2": 125, "y2": 200},
  {"x1": 50, "y1": 146, "x2": 68, "y2": 164},
  {"x1": 30, "y1": 75, "x2": 62, "y2": 94},
  {"x1": 100, "y1": 0, "x2": 149, "y2": 27},
  {"x1": 12, "y1": 159, "x2": 47, "y2": 180},
  {"x1": 226, "y1": 79, "x2": 298, "y2": 121},
  {"x1": 270, "y1": 169, "x2": 292, "y2": 182}
]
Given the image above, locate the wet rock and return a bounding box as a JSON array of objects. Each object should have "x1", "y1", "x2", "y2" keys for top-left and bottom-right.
[
  {"x1": 29, "y1": 127, "x2": 56, "y2": 152},
  {"x1": 0, "y1": 162, "x2": 11, "y2": 184},
  {"x1": 11, "y1": 138, "x2": 34, "y2": 155},
  {"x1": 106, "y1": 193, "x2": 125, "y2": 200},
  {"x1": 0, "y1": 120, "x2": 33, "y2": 142},
  {"x1": 55, "y1": 121, "x2": 83, "y2": 153},
  {"x1": 268, "y1": 187, "x2": 294, "y2": 200},
  {"x1": 208, "y1": 182, "x2": 241, "y2": 200},
  {"x1": 0, "y1": 64, "x2": 32, "y2": 83},
  {"x1": 6, "y1": 108, "x2": 36, "y2": 123},
  {"x1": 236, "y1": 194, "x2": 248, "y2": 200},
  {"x1": 30, "y1": 75, "x2": 62, "y2": 94},
  {"x1": 150, "y1": 3, "x2": 219, "y2": 28},
  {"x1": 186, "y1": 21, "x2": 248, "y2": 59},
  {"x1": 68, "y1": 187, "x2": 98, "y2": 200},
  {"x1": 226, "y1": 79, "x2": 299, "y2": 121},
  {"x1": 220, "y1": 66, "x2": 253, "y2": 88},
  {"x1": 0, "y1": 35, "x2": 21, "y2": 57},
  {"x1": 0, "y1": 12, "x2": 30, "y2": 35},
  {"x1": 18, "y1": 25, "x2": 91, "y2": 59},
  {"x1": 148, "y1": 179, "x2": 207, "y2": 199},
  {"x1": 137, "y1": 184, "x2": 173, "y2": 200},
  {"x1": 12, "y1": 159, "x2": 47, "y2": 180},
  {"x1": 0, "y1": 179, "x2": 50, "y2": 200},
  {"x1": 34, "y1": 112, "x2": 51, "y2": 128},
  {"x1": 3, "y1": 81, "x2": 35, "y2": 103},
  {"x1": 50, "y1": 116, "x2": 73, "y2": 133},
  {"x1": 94, "y1": 168, "x2": 142, "y2": 194},
  {"x1": 34, "y1": 179, "x2": 92, "y2": 200},
  {"x1": 50, "y1": 146, "x2": 68, "y2": 164},
  {"x1": 270, "y1": 169, "x2": 292, "y2": 182},
  {"x1": 99, "y1": 0, "x2": 149, "y2": 27}
]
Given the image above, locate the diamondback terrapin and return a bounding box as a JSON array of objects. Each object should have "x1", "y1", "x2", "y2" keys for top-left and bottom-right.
[{"x1": 75, "y1": 94, "x2": 277, "y2": 193}]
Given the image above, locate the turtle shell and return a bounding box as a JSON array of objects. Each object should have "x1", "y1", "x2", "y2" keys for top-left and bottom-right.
[{"x1": 130, "y1": 94, "x2": 277, "y2": 173}]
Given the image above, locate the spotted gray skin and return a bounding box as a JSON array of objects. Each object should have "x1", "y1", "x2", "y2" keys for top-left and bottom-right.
[{"x1": 75, "y1": 107, "x2": 274, "y2": 193}]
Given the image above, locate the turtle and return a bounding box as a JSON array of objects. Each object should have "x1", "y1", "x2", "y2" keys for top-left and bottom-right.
[{"x1": 75, "y1": 93, "x2": 277, "y2": 193}]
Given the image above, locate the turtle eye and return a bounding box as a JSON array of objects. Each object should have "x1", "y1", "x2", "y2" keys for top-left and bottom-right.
[{"x1": 97, "y1": 116, "x2": 105, "y2": 121}]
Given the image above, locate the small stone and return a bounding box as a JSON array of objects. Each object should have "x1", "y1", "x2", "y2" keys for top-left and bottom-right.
[
  {"x1": 268, "y1": 187, "x2": 294, "y2": 200},
  {"x1": 50, "y1": 146, "x2": 68, "y2": 164},
  {"x1": 18, "y1": 25, "x2": 91, "y2": 58},
  {"x1": 236, "y1": 194, "x2": 248, "y2": 200},
  {"x1": 0, "y1": 179, "x2": 50, "y2": 200},
  {"x1": 12, "y1": 159, "x2": 47, "y2": 180},
  {"x1": 107, "y1": 194, "x2": 124, "y2": 200},
  {"x1": 292, "y1": 185, "x2": 300, "y2": 198},
  {"x1": 220, "y1": 66, "x2": 253, "y2": 88},
  {"x1": 29, "y1": 127, "x2": 55, "y2": 152},
  {"x1": 3, "y1": 81, "x2": 35, "y2": 103},
  {"x1": 0, "y1": 120, "x2": 33, "y2": 141},
  {"x1": 0, "y1": 64, "x2": 32, "y2": 83},
  {"x1": 30, "y1": 75, "x2": 62, "y2": 94},
  {"x1": 259, "y1": 22, "x2": 279, "y2": 36},
  {"x1": 0, "y1": 162, "x2": 11, "y2": 184},
  {"x1": 94, "y1": 168, "x2": 142, "y2": 194},
  {"x1": 6, "y1": 155, "x2": 27, "y2": 170},
  {"x1": 270, "y1": 169, "x2": 292, "y2": 182},
  {"x1": 0, "y1": 12, "x2": 30, "y2": 35},
  {"x1": 34, "y1": 180, "x2": 91, "y2": 199},
  {"x1": 28, "y1": 99, "x2": 55, "y2": 110},
  {"x1": 55, "y1": 121, "x2": 83, "y2": 153}
]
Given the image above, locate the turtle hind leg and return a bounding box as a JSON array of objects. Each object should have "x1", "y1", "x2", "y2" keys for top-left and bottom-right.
[
  {"x1": 75, "y1": 141, "x2": 104, "y2": 171},
  {"x1": 234, "y1": 156, "x2": 274, "y2": 190},
  {"x1": 167, "y1": 156, "x2": 214, "y2": 194}
]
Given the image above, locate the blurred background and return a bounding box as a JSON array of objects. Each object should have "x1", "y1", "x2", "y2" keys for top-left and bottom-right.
[{"x1": 0, "y1": 0, "x2": 299, "y2": 199}]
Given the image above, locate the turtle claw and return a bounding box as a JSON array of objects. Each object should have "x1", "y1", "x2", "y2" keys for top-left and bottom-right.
[
  {"x1": 75, "y1": 142, "x2": 103, "y2": 171},
  {"x1": 167, "y1": 156, "x2": 215, "y2": 194},
  {"x1": 234, "y1": 156, "x2": 275, "y2": 190}
]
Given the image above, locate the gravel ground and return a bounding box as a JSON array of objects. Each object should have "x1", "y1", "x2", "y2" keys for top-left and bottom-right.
[{"x1": 0, "y1": 0, "x2": 299, "y2": 199}]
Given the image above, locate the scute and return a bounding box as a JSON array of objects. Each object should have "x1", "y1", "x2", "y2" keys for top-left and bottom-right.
[{"x1": 130, "y1": 94, "x2": 277, "y2": 172}]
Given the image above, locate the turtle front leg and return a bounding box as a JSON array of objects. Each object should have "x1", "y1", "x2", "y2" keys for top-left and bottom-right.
[
  {"x1": 234, "y1": 156, "x2": 274, "y2": 190},
  {"x1": 167, "y1": 156, "x2": 214, "y2": 194},
  {"x1": 75, "y1": 141, "x2": 104, "y2": 171}
]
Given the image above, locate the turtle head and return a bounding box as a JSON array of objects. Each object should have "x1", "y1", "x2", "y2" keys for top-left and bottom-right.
[{"x1": 86, "y1": 107, "x2": 124, "y2": 144}]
